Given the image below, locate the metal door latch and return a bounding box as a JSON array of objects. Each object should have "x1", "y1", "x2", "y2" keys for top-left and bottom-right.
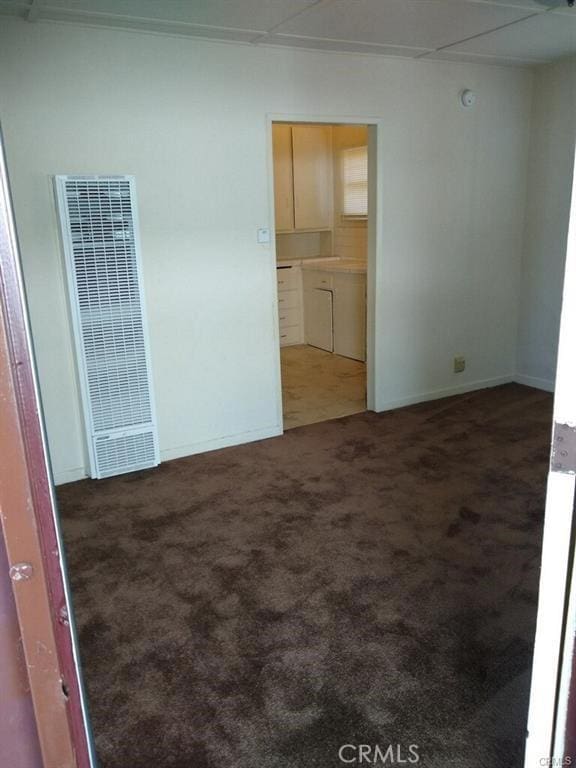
[
  {"x1": 58, "y1": 604, "x2": 69, "y2": 626},
  {"x1": 9, "y1": 562, "x2": 34, "y2": 581},
  {"x1": 551, "y1": 422, "x2": 576, "y2": 475}
]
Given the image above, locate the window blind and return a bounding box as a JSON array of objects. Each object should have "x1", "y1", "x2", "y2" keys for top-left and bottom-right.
[{"x1": 341, "y1": 146, "x2": 368, "y2": 218}]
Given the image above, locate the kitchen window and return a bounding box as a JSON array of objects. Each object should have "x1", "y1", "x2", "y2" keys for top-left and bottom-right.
[{"x1": 340, "y1": 145, "x2": 368, "y2": 220}]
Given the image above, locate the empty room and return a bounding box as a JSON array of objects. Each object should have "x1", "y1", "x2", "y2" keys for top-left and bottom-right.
[{"x1": 0, "y1": 2, "x2": 575, "y2": 767}]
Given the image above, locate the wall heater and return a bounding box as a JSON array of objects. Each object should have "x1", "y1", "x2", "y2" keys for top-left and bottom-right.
[{"x1": 54, "y1": 175, "x2": 159, "y2": 479}]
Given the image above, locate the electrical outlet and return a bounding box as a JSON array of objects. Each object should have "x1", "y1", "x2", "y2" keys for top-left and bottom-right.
[{"x1": 454, "y1": 356, "x2": 466, "y2": 374}]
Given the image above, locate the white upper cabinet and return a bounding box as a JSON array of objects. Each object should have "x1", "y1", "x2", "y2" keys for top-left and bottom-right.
[
  {"x1": 292, "y1": 125, "x2": 332, "y2": 230},
  {"x1": 272, "y1": 124, "x2": 295, "y2": 232},
  {"x1": 272, "y1": 124, "x2": 333, "y2": 233}
]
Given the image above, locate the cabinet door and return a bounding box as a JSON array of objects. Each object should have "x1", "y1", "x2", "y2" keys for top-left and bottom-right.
[
  {"x1": 272, "y1": 124, "x2": 295, "y2": 232},
  {"x1": 333, "y1": 273, "x2": 366, "y2": 361},
  {"x1": 304, "y1": 288, "x2": 333, "y2": 352},
  {"x1": 303, "y1": 268, "x2": 332, "y2": 291},
  {"x1": 292, "y1": 125, "x2": 332, "y2": 231}
]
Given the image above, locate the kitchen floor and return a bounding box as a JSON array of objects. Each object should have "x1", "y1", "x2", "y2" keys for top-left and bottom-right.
[{"x1": 281, "y1": 344, "x2": 366, "y2": 429}]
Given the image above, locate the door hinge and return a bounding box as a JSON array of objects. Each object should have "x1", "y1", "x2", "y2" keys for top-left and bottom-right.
[{"x1": 551, "y1": 422, "x2": 576, "y2": 475}]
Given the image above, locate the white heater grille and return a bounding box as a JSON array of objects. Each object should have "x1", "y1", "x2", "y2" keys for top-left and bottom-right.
[
  {"x1": 55, "y1": 175, "x2": 159, "y2": 479},
  {"x1": 94, "y1": 430, "x2": 157, "y2": 479}
]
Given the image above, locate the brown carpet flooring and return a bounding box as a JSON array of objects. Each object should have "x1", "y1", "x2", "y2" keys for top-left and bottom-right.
[{"x1": 57, "y1": 383, "x2": 552, "y2": 768}]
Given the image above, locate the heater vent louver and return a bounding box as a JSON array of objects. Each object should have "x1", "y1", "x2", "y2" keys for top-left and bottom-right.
[
  {"x1": 55, "y1": 175, "x2": 159, "y2": 478},
  {"x1": 94, "y1": 430, "x2": 157, "y2": 479}
]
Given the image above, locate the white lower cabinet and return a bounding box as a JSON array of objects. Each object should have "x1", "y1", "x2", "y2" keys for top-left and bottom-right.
[
  {"x1": 277, "y1": 266, "x2": 303, "y2": 346},
  {"x1": 303, "y1": 268, "x2": 366, "y2": 361},
  {"x1": 333, "y1": 273, "x2": 366, "y2": 361},
  {"x1": 278, "y1": 264, "x2": 366, "y2": 359},
  {"x1": 279, "y1": 325, "x2": 301, "y2": 346},
  {"x1": 277, "y1": 289, "x2": 300, "y2": 311},
  {"x1": 278, "y1": 307, "x2": 300, "y2": 327},
  {"x1": 302, "y1": 268, "x2": 333, "y2": 292},
  {"x1": 304, "y1": 288, "x2": 334, "y2": 352}
]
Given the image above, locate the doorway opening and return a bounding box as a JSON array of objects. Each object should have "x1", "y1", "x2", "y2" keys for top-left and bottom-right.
[{"x1": 270, "y1": 120, "x2": 374, "y2": 430}]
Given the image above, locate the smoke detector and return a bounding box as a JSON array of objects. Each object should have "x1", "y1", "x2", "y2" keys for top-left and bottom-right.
[{"x1": 460, "y1": 89, "x2": 477, "y2": 108}]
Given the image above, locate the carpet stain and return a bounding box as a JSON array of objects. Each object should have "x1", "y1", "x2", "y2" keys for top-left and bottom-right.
[{"x1": 57, "y1": 383, "x2": 552, "y2": 768}]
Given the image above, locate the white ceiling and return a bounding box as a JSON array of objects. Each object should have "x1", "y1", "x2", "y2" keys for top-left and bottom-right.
[{"x1": 1, "y1": 0, "x2": 575, "y2": 67}]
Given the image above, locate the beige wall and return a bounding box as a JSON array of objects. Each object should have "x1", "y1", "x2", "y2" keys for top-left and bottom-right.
[{"x1": 0, "y1": 18, "x2": 533, "y2": 483}]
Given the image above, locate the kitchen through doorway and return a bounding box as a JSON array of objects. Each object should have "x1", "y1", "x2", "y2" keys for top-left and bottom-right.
[{"x1": 272, "y1": 121, "x2": 371, "y2": 430}]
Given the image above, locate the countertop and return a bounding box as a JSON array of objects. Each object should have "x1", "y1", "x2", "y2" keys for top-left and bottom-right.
[{"x1": 277, "y1": 256, "x2": 367, "y2": 274}]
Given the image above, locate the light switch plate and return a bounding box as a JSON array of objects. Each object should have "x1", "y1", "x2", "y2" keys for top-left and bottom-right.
[{"x1": 257, "y1": 227, "x2": 270, "y2": 244}]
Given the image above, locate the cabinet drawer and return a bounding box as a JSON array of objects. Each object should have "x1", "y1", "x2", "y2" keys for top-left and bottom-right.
[
  {"x1": 303, "y1": 269, "x2": 333, "y2": 291},
  {"x1": 279, "y1": 325, "x2": 301, "y2": 346},
  {"x1": 277, "y1": 289, "x2": 300, "y2": 310},
  {"x1": 278, "y1": 307, "x2": 300, "y2": 329},
  {"x1": 276, "y1": 266, "x2": 300, "y2": 291}
]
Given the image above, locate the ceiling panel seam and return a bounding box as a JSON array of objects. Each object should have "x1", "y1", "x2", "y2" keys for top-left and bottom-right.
[
  {"x1": 19, "y1": 7, "x2": 263, "y2": 35},
  {"x1": 416, "y1": 8, "x2": 548, "y2": 59},
  {"x1": 0, "y1": 0, "x2": 571, "y2": 66},
  {"x1": 262, "y1": 32, "x2": 433, "y2": 54},
  {"x1": 251, "y1": 0, "x2": 338, "y2": 43}
]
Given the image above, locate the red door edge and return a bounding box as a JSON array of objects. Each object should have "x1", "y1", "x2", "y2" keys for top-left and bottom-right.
[{"x1": 0, "y1": 124, "x2": 96, "y2": 766}]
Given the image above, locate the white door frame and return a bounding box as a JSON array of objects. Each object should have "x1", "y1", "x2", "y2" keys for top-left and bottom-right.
[
  {"x1": 265, "y1": 113, "x2": 384, "y2": 429},
  {"x1": 525, "y1": 144, "x2": 576, "y2": 767}
]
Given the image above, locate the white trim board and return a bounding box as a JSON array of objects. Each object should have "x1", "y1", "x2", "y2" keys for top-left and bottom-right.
[
  {"x1": 159, "y1": 424, "x2": 283, "y2": 463},
  {"x1": 376, "y1": 374, "x2": 516, "y2": 413},
  {"x1": 53, "y1": 424, "x2": 283, "y2": 485},
  {"x1": 55, "y1": 376, "x2": 527, "y2": 483},
  {"x1": 514, "y1": 373, "x2": 555, "y2": 393},
  {"x1": 54, "y1": 373, "x2": 550, "y2": 485},
  {"x1": 53, "y1": 466, "x2": 89, "y2": 486}
]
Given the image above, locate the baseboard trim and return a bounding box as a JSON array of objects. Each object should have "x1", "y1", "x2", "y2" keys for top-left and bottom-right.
[
  {"x1": 514, "y1": 374, "x2": 555, "y2": 393},
  {"x1": 53, "y1": 466, "x2": 88, "y2": 486},
  {"x1": 53, "y1": 425, "x2": 284, "y2": 484},
  {"x1": 375, "y1": 375, "x2": 516, "y2": 413},
  {"x1": 57, "y1": 375, "x2": 549, "y2": 482},
  {"x1": 159, "y1": 424, "x2": 283, "y2": 463}
]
